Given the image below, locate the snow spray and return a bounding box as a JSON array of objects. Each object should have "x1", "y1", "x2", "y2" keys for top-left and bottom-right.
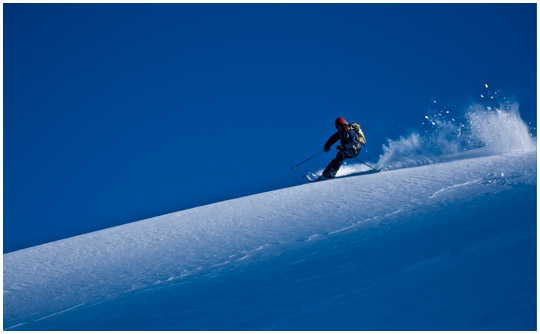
[{"x1": 376, "y1": 99, "x2": 536, "y2": 171}]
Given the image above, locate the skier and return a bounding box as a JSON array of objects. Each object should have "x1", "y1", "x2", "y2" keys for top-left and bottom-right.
[{"x1": 321, "y1": 116, "x2": 362, "y2": 179}]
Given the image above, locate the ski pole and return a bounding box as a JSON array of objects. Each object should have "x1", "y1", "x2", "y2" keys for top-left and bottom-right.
[
  {"x1": 292, "y1": 150, "x2": 325, "y2": 170},
  {"x1": 353, "y1": 157, "x2": 380, "y2": 172}
]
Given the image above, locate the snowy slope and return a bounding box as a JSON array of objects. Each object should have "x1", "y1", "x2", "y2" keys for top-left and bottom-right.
[
  {"x1": 3, "y1": 105, "x2": 537, "y2": 330},
  {"x1": 4, "y1": 150, "x2": 536, "y2": 330}
]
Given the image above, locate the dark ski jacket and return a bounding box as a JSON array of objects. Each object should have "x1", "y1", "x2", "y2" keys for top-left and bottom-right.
[{"x1": 324, "y1": 127, "x2": 361, "y2": 156}]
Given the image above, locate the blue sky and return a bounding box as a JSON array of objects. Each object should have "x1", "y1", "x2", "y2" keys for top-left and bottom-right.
[{"x1": 4, "y1": 3, "x2": 536, "y2": 253}]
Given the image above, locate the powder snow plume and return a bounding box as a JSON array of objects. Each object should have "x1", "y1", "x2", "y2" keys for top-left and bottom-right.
[{"x1": 376, "y1": 100, "x2": 536, "y2": 171}]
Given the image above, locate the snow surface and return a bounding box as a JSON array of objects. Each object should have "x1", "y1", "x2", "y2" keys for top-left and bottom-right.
[{"x1": 3, "y1": 104, "x2": 537, "y2": 330}]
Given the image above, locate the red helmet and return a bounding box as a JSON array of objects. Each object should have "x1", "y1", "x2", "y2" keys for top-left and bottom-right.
[{"x1": 335, "y1": 116, "x2": 348, "y2": 127}]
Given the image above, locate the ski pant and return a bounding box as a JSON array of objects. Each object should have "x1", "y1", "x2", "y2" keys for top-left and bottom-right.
[{"x1": 322, "y1": 149, "x2": 359, "y2": 179}]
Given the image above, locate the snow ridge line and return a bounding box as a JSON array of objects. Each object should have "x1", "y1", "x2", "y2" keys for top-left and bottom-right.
[{"x1": 429, "y1": 179, "x2": 482, "y2": 199}]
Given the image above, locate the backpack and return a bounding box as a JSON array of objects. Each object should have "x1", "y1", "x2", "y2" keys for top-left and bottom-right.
[{"x1": 349, "y1": 123, "x2": 366, "y2": 146}]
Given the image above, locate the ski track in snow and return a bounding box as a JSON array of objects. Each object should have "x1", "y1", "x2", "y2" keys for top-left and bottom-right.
[{"x1": 3, "y1": 149, "x2": 537, "y2": 330}]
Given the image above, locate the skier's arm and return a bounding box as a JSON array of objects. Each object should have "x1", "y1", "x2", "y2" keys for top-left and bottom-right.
[{"x1": 324, "y1": 132, "x2": 340, "y2": 151}]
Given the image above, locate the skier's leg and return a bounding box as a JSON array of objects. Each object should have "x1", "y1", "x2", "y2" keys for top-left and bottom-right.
[{"x1": 322, "y1": 151, "x2": 347, "y2": 178}]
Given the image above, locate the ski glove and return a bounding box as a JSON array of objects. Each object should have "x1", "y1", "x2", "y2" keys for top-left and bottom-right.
[{"x1": 324, "y1": 145, "x2": 331, "y2": 152}]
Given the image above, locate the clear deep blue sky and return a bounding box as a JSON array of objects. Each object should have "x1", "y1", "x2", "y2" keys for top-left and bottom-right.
[{"x1": 4, "y1": 3, "x2": 537, "y2": 253}]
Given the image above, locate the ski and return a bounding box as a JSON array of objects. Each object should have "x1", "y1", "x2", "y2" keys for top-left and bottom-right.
[
  {"x1": 304, "y1": 169, "x2": 380, "y2": 182},
  {"x1": 304, "y1": 171, "x2": 322, "y2": 182}
]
